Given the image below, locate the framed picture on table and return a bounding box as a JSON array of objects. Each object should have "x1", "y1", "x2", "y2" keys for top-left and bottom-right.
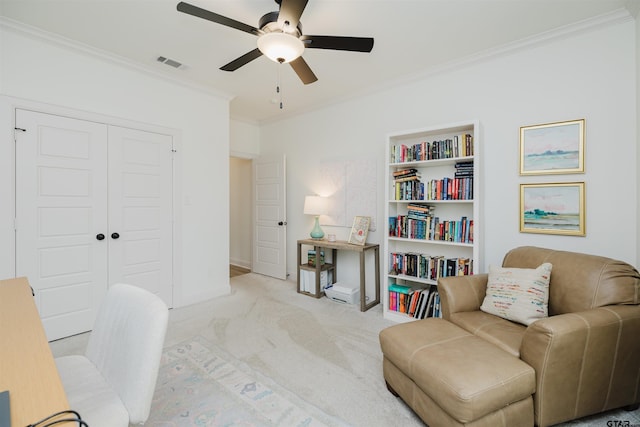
[{"x1": 348, "y1": 216, "x2": 371, "y2": 245}]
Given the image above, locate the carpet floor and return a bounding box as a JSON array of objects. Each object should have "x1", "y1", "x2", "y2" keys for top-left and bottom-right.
[
  {"x1": 51, "y1": 273, "x2": 640, "y2": 426},
  {"x1": 148, "y1": 335, "x2": 347, "y2": 426}
]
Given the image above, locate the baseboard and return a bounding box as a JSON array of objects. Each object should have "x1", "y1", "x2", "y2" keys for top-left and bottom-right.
[{"x1": 230, "y1": 259, "x2": 251, "y2": 269}]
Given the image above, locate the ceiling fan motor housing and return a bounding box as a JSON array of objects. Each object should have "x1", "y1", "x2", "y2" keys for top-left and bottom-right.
[{"x1": 259, "y1": 11, "x2": 302, "y2": 36}]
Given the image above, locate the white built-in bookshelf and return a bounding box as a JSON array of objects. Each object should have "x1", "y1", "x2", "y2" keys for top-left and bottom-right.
[{"x1": 384, "y1": 120, "x2": 480, "y2": 323}]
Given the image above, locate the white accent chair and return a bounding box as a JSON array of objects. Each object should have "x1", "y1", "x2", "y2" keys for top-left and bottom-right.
[{"x1": 55, "y1": 283, "x2": 169, "y2": 427}]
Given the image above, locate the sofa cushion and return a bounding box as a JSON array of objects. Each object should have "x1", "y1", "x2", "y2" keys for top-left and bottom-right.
[
  {"x1": 480, "y1": 263, "x2": 552, "y2": 325},
  {"x1": 379, "y1": 318, "x2": 535, "y2": 423},
  {"x1": 503, "y1": 246, "x2": 640, "y2": 315},
  {"x1": 450, "y1": 311, "x2": 526, "y2": 357}
]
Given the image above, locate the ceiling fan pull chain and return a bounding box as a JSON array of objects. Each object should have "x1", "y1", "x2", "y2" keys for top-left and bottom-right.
[{"x1": 277, "y1": 62, "x2": 283, "y2": 110}]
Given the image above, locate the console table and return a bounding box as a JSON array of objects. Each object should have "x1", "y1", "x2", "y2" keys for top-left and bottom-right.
[{"x1": 296, "y1": 238, "x2": 380, "y2": 312}]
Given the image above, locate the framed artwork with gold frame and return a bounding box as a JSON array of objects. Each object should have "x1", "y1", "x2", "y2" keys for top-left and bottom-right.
[
  {"x1": 520, "y1": 119, "x2": 585, "y2": 175},
  {"x1": 520, "y1": 182, "x2": 585, "y2": 236}
]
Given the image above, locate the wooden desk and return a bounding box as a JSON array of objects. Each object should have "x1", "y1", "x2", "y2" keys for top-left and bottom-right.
[
  {"x1": 0, "y1": 277, "x2": 70, "y2": 426},
  {"x1": 296, "y1": 239, "x2": 380, "y2": 312}
]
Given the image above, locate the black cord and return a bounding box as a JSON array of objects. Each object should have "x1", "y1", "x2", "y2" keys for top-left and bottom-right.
[
  {"x1": 27, "y1": 409, "x2": 80, "y2": 426},
  {"x1": 27, "y1": 410, "x2": 88, "y2": 427},
  {"x1": 39, "y1": 418, "x2": 88, "y2": 427}
]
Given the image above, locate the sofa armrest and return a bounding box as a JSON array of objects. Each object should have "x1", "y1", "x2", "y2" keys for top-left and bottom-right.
[
  {"x1": 437, "y1": 274, "x2": 488, "y2": 319},
  {"x1": 520, "y1": 305, "x2": 640, "y2": 427}
]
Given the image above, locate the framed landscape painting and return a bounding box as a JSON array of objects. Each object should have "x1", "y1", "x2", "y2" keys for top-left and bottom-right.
[
  {"x1": 520, "y1": 182, "x2": 585, "y2": 236},
  {"x1": 520, "y1": 119, "x2": 585, "y2": 175}
]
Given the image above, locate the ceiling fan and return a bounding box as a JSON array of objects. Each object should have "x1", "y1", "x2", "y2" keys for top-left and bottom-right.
[{"x1": 176, "y1": 0, "x2": 374, "y2": 85}]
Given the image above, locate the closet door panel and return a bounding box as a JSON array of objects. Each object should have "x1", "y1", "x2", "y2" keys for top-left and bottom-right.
[
  {"x1": 107, "y1": 126, "x2": 173, "y2": 306},
  {"x1": 15, "y1": 109, "x2": 109, "y2": 341}
]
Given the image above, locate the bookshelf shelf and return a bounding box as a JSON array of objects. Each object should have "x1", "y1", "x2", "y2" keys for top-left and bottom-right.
[
  {"x1": 389, "y1": 155, "x2": 474, "y2": 168},
  {"x1": 387, "y1": 237, "x2": 473, "y2": 247},
  {"x1": 388, "y1": 273, "x2": 437, "y2": 286},
  {"x1": 389, "y1": 199, "x2": 474, "y2": 204},
  {"x1": 384, "y1": 120, "x2": 481, "y2": 322}
]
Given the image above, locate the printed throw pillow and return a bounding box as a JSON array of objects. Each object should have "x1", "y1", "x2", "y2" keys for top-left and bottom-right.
[{"x1": 480, "y1": 262, "x2": 553, "y2": 326}]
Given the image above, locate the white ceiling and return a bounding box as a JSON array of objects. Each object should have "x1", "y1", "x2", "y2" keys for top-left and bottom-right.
[{"x1": 0, "y1": 0, "x2": 636, "y2": 124}]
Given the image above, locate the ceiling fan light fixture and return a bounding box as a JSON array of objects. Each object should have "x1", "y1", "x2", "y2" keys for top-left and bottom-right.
[{"x1": 257, "y1": 32, "x2": 304, "y2": 64}]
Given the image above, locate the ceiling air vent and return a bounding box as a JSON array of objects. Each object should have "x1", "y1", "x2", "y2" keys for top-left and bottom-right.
[{"x1": 157, "y1": 56, "x2": 183, "y2": 69}]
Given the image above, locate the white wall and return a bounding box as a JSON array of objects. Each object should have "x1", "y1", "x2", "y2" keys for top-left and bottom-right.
[
  {"x1": 229, "y1": 157, "x2": 253, "y2": 268},
  {"x1": 260, "y1": 15, "x2": 638, "y2": 283},
  {"x1": 0, "y1": 24, "x2": 232, "y2": 307},
  {"x1": 230, "y1": 118, "x2": 260, "y2": 158}
]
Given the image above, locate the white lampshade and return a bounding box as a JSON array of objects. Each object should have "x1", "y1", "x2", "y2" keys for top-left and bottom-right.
[
  {"x1": 303, "y1": 196, "x2": 326, "y2": 216},
  {"x1": 257, "y1": 32, "x2": 304, "y2": 64}
]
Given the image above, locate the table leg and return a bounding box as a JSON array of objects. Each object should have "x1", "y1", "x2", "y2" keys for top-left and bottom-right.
[
  {"x1": 359, "y1": 251, "x2": 366, "y2": 311},
  {"x1": 362, "y1": 246, "x2": 381, "y2": 312},
  {"x1": 296, "y1": 242, "x2": 302, "y2": 294},
  {"x1": 332, "y1": 248, "x2": 337, "y2": 284},
  {"x1": 373, "y1": 246, "x2": 380, "y2": 308},
  {"x1": 314, "y1": 245, "x2": 321, "y2": 298}
]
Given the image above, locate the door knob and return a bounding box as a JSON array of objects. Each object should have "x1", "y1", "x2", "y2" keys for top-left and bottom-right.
[
  {"x1": 111, "y1": 232, "x2": 120, "y2": 239},
  {"x1": 278, "y1": 221, "x2": 287, "y2": 226},
  {"x1": 96, "y1": 233, "x2": 105, "y2": 240}
]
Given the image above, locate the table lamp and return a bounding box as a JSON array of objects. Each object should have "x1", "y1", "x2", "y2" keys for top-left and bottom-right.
[{"x1": 303, "y1": 196, "x2": 326, "y2": 239}]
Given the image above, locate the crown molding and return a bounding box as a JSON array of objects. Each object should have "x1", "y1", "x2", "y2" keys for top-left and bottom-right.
[
  {"x1": 625, "y1": 0, "x2": 640, "y2": 18},
  {"x1": 0, "y1": 16, "x2": 235, "y2": 102},
  {"x1": 258, "y1": 7, "x2": 634, "y2": 126}
]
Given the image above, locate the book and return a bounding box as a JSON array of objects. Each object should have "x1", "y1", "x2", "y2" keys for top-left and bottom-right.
[
  {"x1": 394, "y1": 175, "x2": 421, "y2": 183},
  {"x1": 425, "y1": 289, "x2": 437, "y2": 318},
  {"x1": 399, "y1": 292, "x2": 408, "y2": 313},
  {"x1": 446, "y1": 258, "x2": 457, "y2": 277},
  {"x1": 415, "y1": 286, "x2": 435, "y2": 319},
  {"x1": 388, "y1": 283, "x2": 413, "y2": 294},
  {"x1": 307, "y1": 250, "x2": 325, "y2": 267},
  {"x1": 393, "y1": 168, "x2": 418, "y2": 177},
  {"x1": 408, "y1": 291, "x2": 420, "y2": 316},
  {"x1": 388, "y1": 216, "x2": 398, "y2": 237},
  {"x1": 413, "y1": 291, "x2": 426, "y2": 318}
]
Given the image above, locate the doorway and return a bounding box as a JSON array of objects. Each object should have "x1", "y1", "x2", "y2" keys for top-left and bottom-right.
[{"x1": 229, "y1": 156, "x2": 252, "y2": 275}]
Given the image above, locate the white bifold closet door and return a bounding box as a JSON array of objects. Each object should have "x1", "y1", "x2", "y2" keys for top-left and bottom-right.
[{"x1": 15, "y1": 109, "x2": 173, "y2": 341}]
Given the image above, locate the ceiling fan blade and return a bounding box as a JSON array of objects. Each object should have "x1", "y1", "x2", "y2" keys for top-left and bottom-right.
[
  {"x1": 177, "y1": 2, "x2": 260, "y2": 36},
  {"x1": 301, "y1": 35, "x2": 374, "y2": 52},
  {"x1": 277, "y1": 0, "x2": 309, "y2": 29},
  {"x1": 220, "y1": 49, "x2": 263, "y2": 72},
  {"x1": 289, "y1": 57, "x2": 317, "y2": 85}
]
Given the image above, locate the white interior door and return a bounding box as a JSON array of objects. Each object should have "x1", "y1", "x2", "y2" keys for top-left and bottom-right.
[
  {"x1": 253, "y1": 154, "x2": 287, "y2": 280},
  {"x1": 15, "y1": 109, "x2": 109, "y2": 341},
  {"x1": 108, "y1": 126, "x2": 173, "y2": 304}
]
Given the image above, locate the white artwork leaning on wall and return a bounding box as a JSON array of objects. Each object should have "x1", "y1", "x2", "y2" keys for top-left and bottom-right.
[{"x1": 318, "y1": 158, "x2": 377, "y2": 231}]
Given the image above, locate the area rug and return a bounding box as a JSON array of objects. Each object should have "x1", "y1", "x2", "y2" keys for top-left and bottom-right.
[{"x1": 146, "y1": 336, "x2": 349, "y2": 427}]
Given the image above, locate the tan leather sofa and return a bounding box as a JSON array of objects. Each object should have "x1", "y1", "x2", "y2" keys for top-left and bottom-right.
[{"x1": 379, "y1": 246, "x2": 640, "y2": 426}]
